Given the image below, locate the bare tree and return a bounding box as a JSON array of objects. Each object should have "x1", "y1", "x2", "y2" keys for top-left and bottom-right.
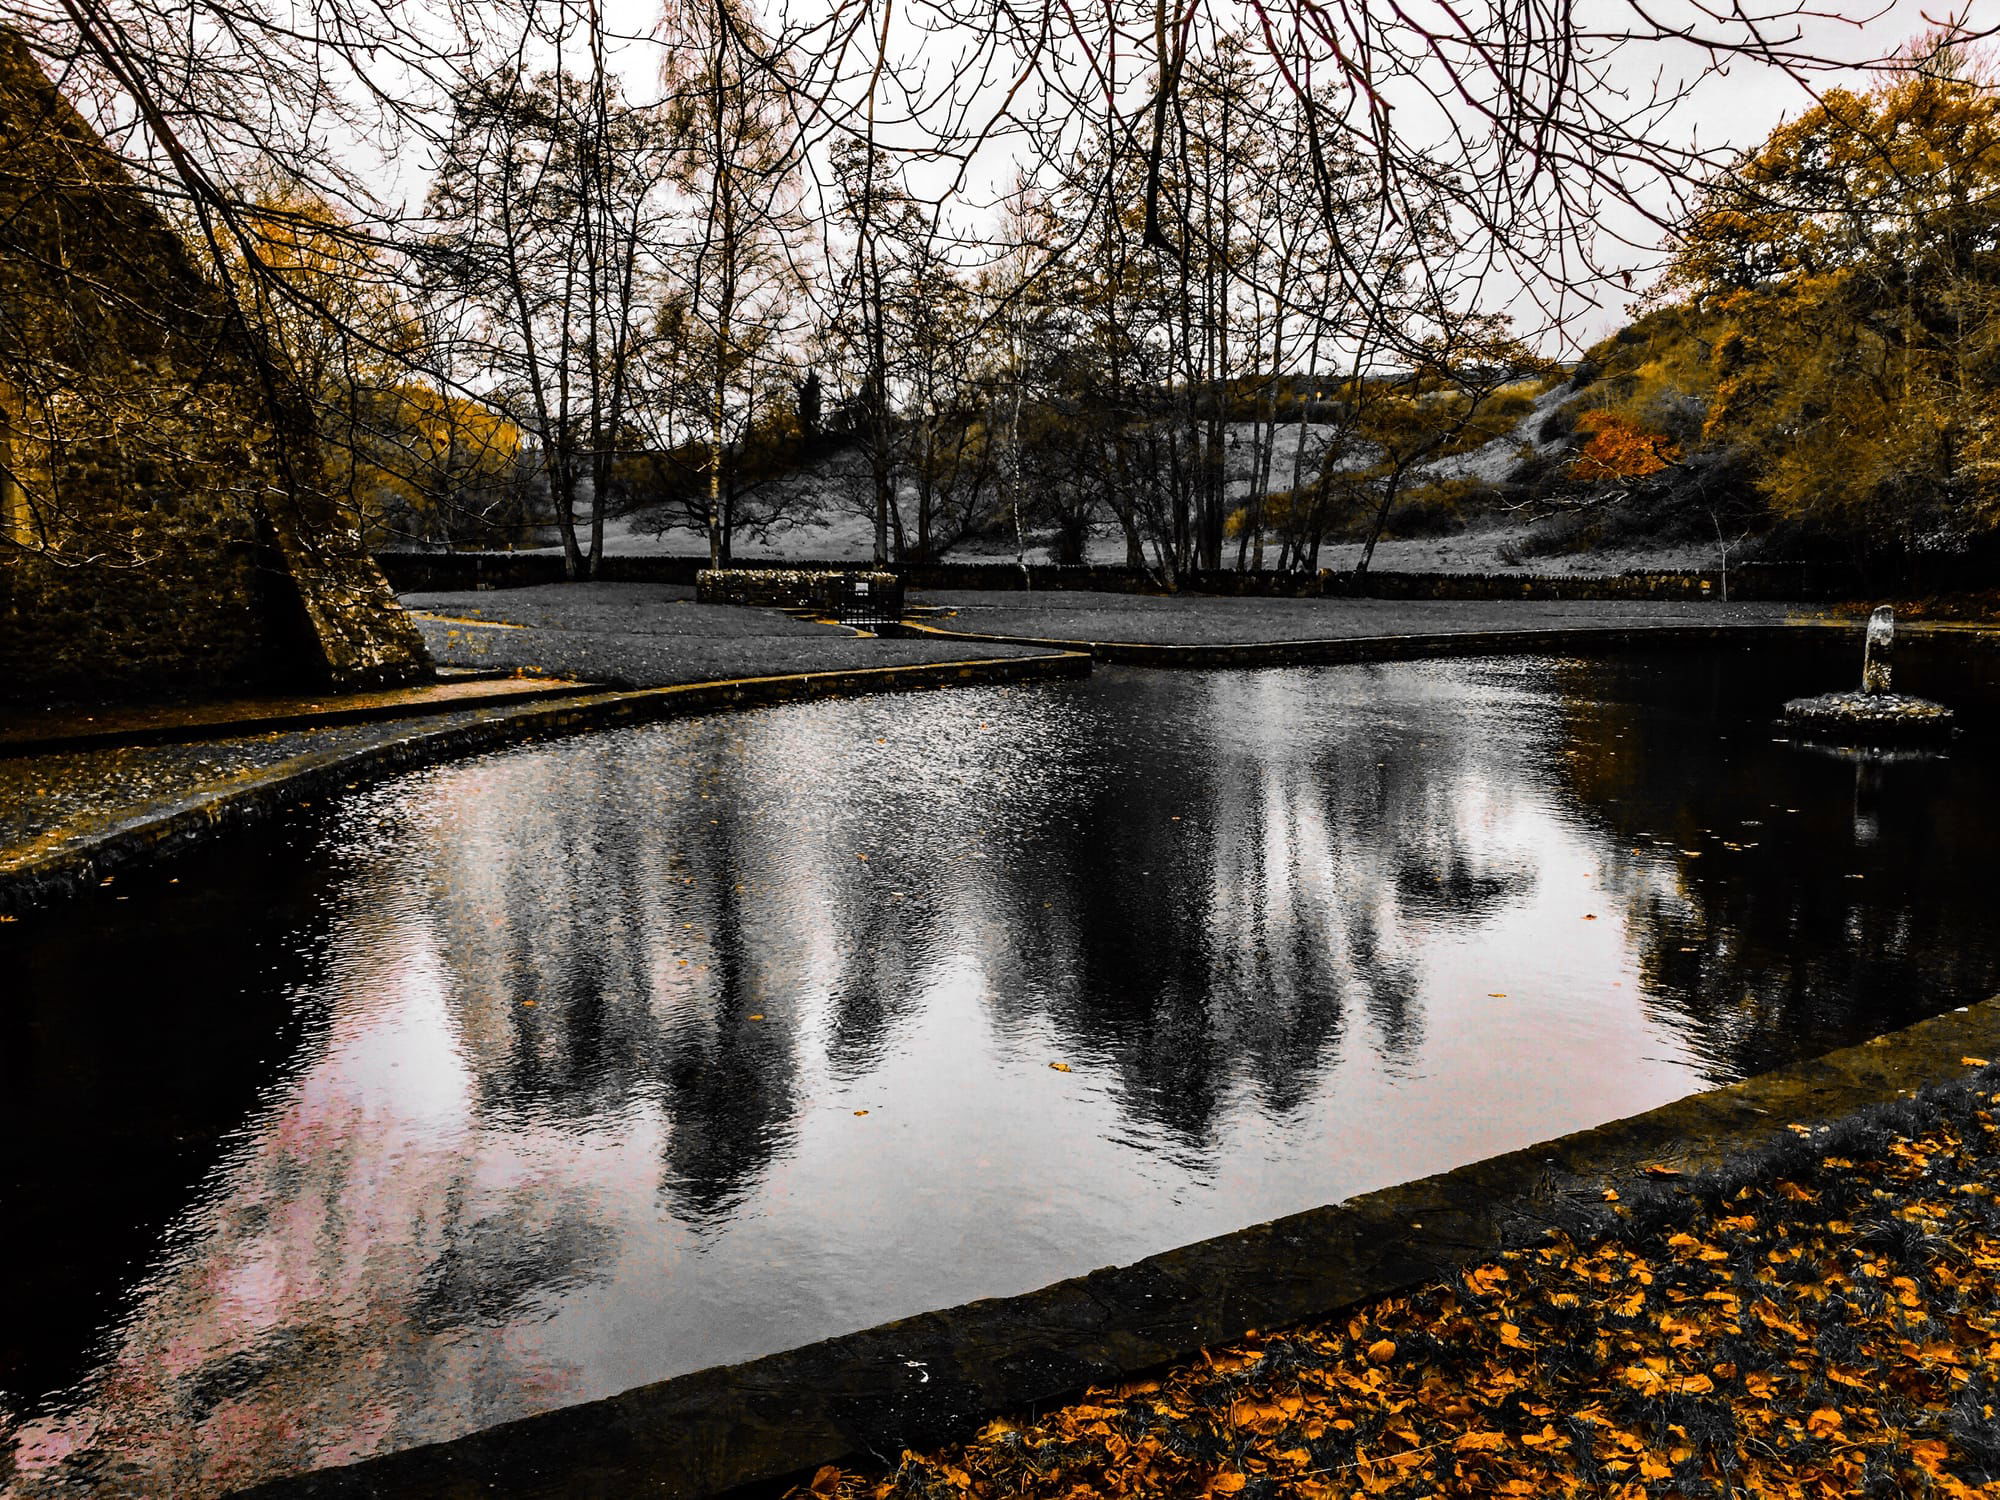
[
  {"x1": 660, "y1": 0, "x2": 805, "y2": 565},
  {"x1": 6, "y1": 0, "x2": 1993, "y2": 591},
  {"x1": 423, "y1": 61, "x2": 674, "y2": 576}
]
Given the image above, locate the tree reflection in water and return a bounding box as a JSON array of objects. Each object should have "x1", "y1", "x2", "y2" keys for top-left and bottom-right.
[
  {"x1": 7, "y1": 641, "x2": 2000, "y2": 1498},
  {"x1": 1553, "y1": 638, "x2": 2000, "y2": 1084}
]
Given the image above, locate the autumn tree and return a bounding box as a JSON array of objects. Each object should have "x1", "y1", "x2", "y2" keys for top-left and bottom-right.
[
  {"x1": 821, "y1": 138, "x2": 1004, "y2": 563},
  {"x1": 216, "y1": 188, "x2": 525, "y2": 546},
  {"x1": 824, "y1": 136, "x2": 905, "y2": 564},
  {"x1": 1016, "y1": 41, "x2": 1299, "y2": 582},
  {"x1": 896, "y1": 257, "x2": 1002, "y2": 560},
  {"x1": 1668, "y1": 43, "x2": 2000, "y2": 563},
  {"x1": 1320, "y1": 321, "x2": 1550, "y2": 579},
  {"x1": 1020, "y1": 140, "x2": 1176, "y2": 570},
  {"x1": 1570, "y1": 411, "x2": 1680, "y2": 485},
  {"x1": 361, "y1": 384, "x2": 531, "y2": 546}
]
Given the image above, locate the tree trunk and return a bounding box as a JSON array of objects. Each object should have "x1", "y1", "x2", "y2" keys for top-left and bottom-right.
[
  {"x1": 708, "y1": 371, "x2": 725, "y2": 569},
  {"x1": 1354, "y1": 473, "x2": 1404, "y2": 579}
]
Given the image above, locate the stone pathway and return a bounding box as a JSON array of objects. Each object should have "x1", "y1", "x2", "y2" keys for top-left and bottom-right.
[
  {"x1": 405, "y1": 582, "x2": 1046, "y2": 687},
  {"x1": 0, "y1": 708, "x2": 519, "y2": 863},
  {"x1": 0, "y1": 673, "x2": 596, "y2": 752},
  {"x1": 910, "y1": 591, "x2": 1834, "y2": 646}
]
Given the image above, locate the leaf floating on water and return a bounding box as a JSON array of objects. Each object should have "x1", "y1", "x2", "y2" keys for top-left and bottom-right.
[
  {"x1": 1582, "y1": 913, "x2": 1598, "y2": 921},
  {"x1": 853, "y1": 1109, "x2": 869, "y2": 1116},
  {"x1": 748, "y1": 1014, "x2": 765, "y2": 1022},
  {"x1": 1049, "y1": 1062, "x2": 1072, "y2": 1073},
  {"x1": 1963, "y1": 1057, "x2": 1990, "y2": 1067},
  {"x1": 1488, "y1": 992, "x2": 1508, "y2": 998}
]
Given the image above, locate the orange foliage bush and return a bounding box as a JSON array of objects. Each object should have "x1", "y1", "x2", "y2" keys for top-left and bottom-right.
[{"x1": 1570, "y1": 411, "x2": 1679, "y2": 483}]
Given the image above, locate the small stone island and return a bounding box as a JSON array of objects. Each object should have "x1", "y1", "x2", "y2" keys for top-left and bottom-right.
[{"x1": 1782, "y1": 605, "x2": 1957, "y2": 740}]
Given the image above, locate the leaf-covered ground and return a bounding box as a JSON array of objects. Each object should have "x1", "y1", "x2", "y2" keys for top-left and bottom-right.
[{"x1": 792, "y1": 1067, "x2": 2000, "y2": 1499}]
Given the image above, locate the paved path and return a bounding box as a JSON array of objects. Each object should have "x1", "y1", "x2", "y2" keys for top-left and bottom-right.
[
  {"x1": 405, "y1": 583, "x2": 1045, "y2": 687},
  {"x1": 0, "y1": 707, "x2": 521, "y2": 866},
  {"x1": 0, "y1": 673, "x2": 598, "y2": 753},
  {"x1": 910, "y1": 591, "x2": 1833, "y2": 646}
]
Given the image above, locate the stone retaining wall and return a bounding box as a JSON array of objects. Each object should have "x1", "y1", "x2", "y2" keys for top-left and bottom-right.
[{"x1": 693, "y1": 568, "x2": 896, "y2": 610}]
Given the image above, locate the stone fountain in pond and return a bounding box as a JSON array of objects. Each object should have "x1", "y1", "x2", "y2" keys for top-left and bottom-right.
[{"x1": 1782, "y1": 607, "x2": 1956, "y2": 741}]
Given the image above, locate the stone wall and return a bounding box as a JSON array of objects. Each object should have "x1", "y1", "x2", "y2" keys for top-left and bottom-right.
[
  {"x1": 694, "y1": 568, "x2": 901, "y2": 611},
  {"x1": 0, "y1": 29, "x2": 429, "y2": 704}
]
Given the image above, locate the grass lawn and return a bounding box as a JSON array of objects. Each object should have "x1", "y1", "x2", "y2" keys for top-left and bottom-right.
[{"x1": 793, "y1": 1067, "x2": 2000, "y2": 1499}]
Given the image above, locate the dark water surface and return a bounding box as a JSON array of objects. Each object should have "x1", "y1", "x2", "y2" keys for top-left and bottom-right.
[{"x1": 7, "y1": 638, "x2": 2000, "y2": 1495}]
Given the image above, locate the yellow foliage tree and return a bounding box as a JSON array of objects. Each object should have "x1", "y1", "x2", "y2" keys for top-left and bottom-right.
[
  {"x1": 229, "y1": 186, "x2": 530, "y2": 545},
  {"x1": 1667, "y1": 42, "x2": 2000, "y2": 558},
  {"x1": 358, "y1": 383, "x2": 527, "y2": 546}
]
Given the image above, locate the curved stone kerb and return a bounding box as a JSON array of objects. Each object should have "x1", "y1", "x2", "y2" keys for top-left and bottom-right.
[{"x1": 229, "y1": 998, "x2": 2000, "y2": 1500}]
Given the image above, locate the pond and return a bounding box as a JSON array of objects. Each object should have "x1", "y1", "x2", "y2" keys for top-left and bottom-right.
[{"x1": 7, "y1": 636, "x2": 2000, "y2": 1496}]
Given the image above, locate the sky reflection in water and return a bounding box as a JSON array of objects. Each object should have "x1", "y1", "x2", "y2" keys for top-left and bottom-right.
[{"x1": 6, "y1": 640, "x2": 2000, "y2": 1496}]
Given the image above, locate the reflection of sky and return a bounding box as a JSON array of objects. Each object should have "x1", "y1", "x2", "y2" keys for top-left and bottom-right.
[{"x1": 10, "y1": 652, "x2": 2000, "y2": 1497}]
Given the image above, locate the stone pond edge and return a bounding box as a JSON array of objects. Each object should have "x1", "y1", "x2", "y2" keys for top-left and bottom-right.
[
  {"x1": 0, "y1": 652, "x2": 1090, "y2": 914},
  {"x1": 228, "y1": 997, "x2": 2000, "y2": 1500},
  {"x1": 903, "y1": 617, "x2": 1866, "y2": 664}
]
